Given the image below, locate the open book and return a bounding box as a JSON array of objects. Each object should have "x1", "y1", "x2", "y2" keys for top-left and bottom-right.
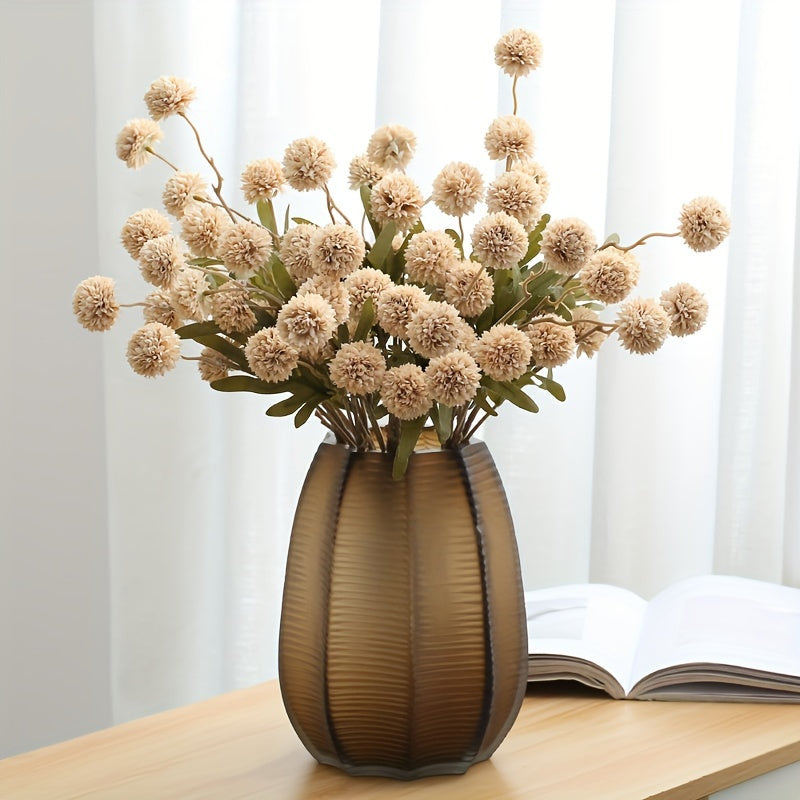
[{"x1": 526, "y1": 574, "x2": 800, "y2": 701}]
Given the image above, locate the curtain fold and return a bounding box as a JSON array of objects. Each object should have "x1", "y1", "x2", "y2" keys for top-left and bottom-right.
[{"x1": 87, "y1": 0, "x2": 800, "y2": 727}]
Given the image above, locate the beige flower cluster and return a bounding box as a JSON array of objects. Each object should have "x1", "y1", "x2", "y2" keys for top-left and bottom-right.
[{"x1": 74, "y1": 29, "x2": 729, "y2": 472}]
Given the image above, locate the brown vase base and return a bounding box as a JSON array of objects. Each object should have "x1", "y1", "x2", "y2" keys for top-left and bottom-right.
[{"x1": 315, "y1": 753, "x2": 485, "y2": 779}]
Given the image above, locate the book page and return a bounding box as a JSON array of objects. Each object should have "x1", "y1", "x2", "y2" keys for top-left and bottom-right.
[
  {"x1": 629, "y1": 575, "x2": 800, "y2": 688},
  {"x1": 526, "y1": 584, "x2": 648, "y2": 693}
]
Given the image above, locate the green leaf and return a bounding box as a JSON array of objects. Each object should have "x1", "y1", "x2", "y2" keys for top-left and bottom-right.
[
  {"x1": 524, "y1": 268, "x2": 560, "y2": 300},
  {"x1": 176, "y1": 320, "x2": 222, "y2": 338},
  {"x1": 481, "y1": 376, "x2": 539, "y2": 413},
  {"x1": 392, "y1": 416, "x2": 427, "y2": 480},
  {"x1": 257, "y1": 199, "x2": 278, "y2": 234},
  {"x1": 206, "y1": 271, "x2": 228, "y2": 289},
  {"x1": 520, "y1": 214, "x2": 550, "y2": 266},
  {"x1": 294, "y1": 397, "x2": 323, "y2": 428},
  {"x1": 444, "y1": 228, "x2": 464, "y2": 258},
  {"x1": 270, "y1": 255, "x2": 297, "y2": 300},
  {"x1": 266, "y1": 393, "x2": 314, "y2": 417},
  {"x1": 601, "y1": 232, "x2": 620, "y2": 248},
  {"x1": 352, "y1": 297, "x2": 375, "y2": 341},
  {"x1": 291, "y1": 217, "x2": 315, "y2": 226},
  {"x1": 475, "y1": 305, "x2": 495, "y2": 334},
  {"x1": 211, "y1": 375, "x2": 299, "y2": 394},
  {"x1": 194, "y1": 334, "x2": 251, "y2": 371},
  {"x1": 366, "y1": 220, "x2": 398, "y2": 271},
  {"x1": 359, "y1": 184, "x2": 381, "y2": 239},
  {"x1": 432, "y1": 403, "x2": 453, "y2": 446},
  {"x1": 474, "y1": 391, "x2": 500, "y2": 417},
  {"x1": 283, "y1": 204, "x2": 291, "y2": 234},
  {"x1": 295, "y1": 363, "x2": 333, "y2": 395},
  {"x1": 186, "y1": 257, "x2": 224, "y2": 267},
  {"x1": 535, "y1": 374, "x2": 566, "y2": 401},
  {"x1": 492, "y1": 267, "x2": 521, "y2": 320}
]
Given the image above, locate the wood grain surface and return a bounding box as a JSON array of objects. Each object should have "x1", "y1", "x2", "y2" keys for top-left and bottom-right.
[{"x1": 2, "y1": 681, "x2": 799, "y2": 799}]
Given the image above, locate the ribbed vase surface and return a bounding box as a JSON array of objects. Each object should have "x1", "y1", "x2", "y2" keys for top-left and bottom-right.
[{"x1": 278, "y1": 439, "x2": 527, "y2": 779}]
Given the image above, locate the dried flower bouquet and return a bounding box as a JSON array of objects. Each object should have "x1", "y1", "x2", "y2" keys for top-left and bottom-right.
[{"x1": 74, "y1": 29, "x2": 730, "y2": 477}]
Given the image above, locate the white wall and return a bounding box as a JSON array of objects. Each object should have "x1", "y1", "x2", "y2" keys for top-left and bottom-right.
[{"x1": 0, "y1": 0, "x2": 112, "y2": 756}]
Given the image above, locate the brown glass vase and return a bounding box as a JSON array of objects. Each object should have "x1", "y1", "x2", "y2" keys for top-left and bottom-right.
[{"x1": 278, "y1": 437, "x2": 528, "y2": 779}]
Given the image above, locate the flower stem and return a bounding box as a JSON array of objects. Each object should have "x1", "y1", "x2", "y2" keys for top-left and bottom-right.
[
  {"x1": 599, "y1": 230, "x2": 681, "y2": 253},
  {"x1": 495, "y1": 267, "x2": 553, "y2": 325},
  {"x1": 145, "y1": 147, "x2": 179, "y2": 171},
  {"x1": 323, "y1": 184, "x2": 353, "y2": 227},
  {"x1": 192, "y1": 195, "x2": 260, "y2": 228},
  {"x1": 463, "y1": 396, "x2": 498, "y2": 442},
  {"x1": 179, "y1": 112, "x2": 236, "y2": 223},
  {"x1": 512, "y1": 74, "x2": 519, "y2": 115},
  {"x1": 317, "y1": 403, "x2": 358, "y2": 448},
  {"x1": 363, "y1": 398, "x2": 386, "y2": 452}
]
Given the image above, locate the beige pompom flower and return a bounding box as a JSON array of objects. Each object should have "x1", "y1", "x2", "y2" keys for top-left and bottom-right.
[
  {"x1": 115, "y1": 119, "x2": 163, "y2": 169},
  {"x1": 484, "y1": 115, "x2": 534, "y2": 162},
  {"x1": 494, "y1": 28, "x2": 543, "y2": 78},
  {"x1": 407, "y1": 300, "x2": 468, "y2": 359},
  {"x1": 381, "y1": 364, "x2": 432, "y2": 420},
  {"x1": 527, "y1": 316, "x2": 576, "y2": 367},
  {"x1": 470, "y1": 212, "x2": 529, "y2": 270},
  {"x1": 126, "y1": 322, "x2": 182, "y2": 377},
  {"x1": 486, "y1": 170, "x2": 544, "y2": 229},
  {"x1": 540, "y1": 217, "x2": 597, "y2": 275},
  {"x1": 282, "y1": 137, "x2": 336, "y2": 191},
  {"x1": 210, "y1": 285, "x2": 258, "y2": 335},
  {"x1": 120, "y1": 208, "x2": 172, "y2": 259},
  {"x1": 425, "y1": 350, "x2": 482, "y2": 407},
  {"x1": 216, "y1": 221, "x2": 273, "y2": 279},
  {"x1": 310, "y1": 224, "x2": 366, "y2": 280},
  {"x1": 144, "y1": 76, "x2": 196, "y2": 120},
  {"x1": 580, "y1": 248, "x2": 640, "y2": 304},
  {"x1": 344, "y1": 267, "x2": 393, "y2": 317},
  {"x1": 376, "y1": 284, "x2": 429, "y2": 338},
  {"x1": 431, "y1": 161, "x2": 484, "y2": 217},
  {"x1": 444, "y1": 261, "x2": 494, "y2": 318},
  {"x1": 72, "y1": 276, "x2": 119, "y2": 332},
  {"x1": 143, "y1": 290, "x2": 181, "y2": 328},
  {"x1": 138, "y1": 234, "x2": 184, "y2": 289},
  {"x1": 240, "y1": 159, "x2": 286, "y2": 203},
  {"x1": 678, "y1": 196, "x2": 731, "y2": 252},
  {"x1": 515, "y1": 159, "x2": 551, "y2": 202},
  {"x1": 297, "y1": 275, "x2": 350, "y2": 324},
  {"x1": 198, "y1": 347, "x2": 232, "y2": 383},
  {"x1": 347, "y1": 154, "x2": 385, "y2": 189},
  {"x1": 615, "y1": 297, "x2": 671, "y2": 354},
  {"x1": 181, "y1": 204, "x2": 231, "y2": 258},
  {"x1": 162, "y1": 172, "x2": 208, "y2": 219},
  {"x1": 279, "y1": 224, "x2": 317, "y2": 282},
  {"x1": 245, "y1": 327, "x2": 299, "y2": 383},
  {"x1": 276, "y1": 293, "x2": 338, "y2": 355},
  {"x1": 329, "y1": 341, "x2": 386, "y2": 395},
  {"x1": 660, "y1": 283, "x2": 709, "y2": 337},
  {"x1": 366, "y1": 124, "x2": 417, "y2": 171},
  {"x1": 370, "y1": 173, "x2": 424, "y2": 231},
  {"x1": 570, "y1": 307, "x2": 607, "y2": 358},
  {"x1": 404, "y1": 230, "x2": 460, "y2": 286},
  {"x1": 171, "y1": 268, "x2": 209, "y2": 321},
  {"x1": 473, "y1": 324, "x2": 532, "y2": 382}
]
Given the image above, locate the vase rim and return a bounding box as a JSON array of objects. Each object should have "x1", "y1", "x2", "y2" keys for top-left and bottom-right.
[{"x1": 321, "y1": 429, "x2": 485, "y2": 454}]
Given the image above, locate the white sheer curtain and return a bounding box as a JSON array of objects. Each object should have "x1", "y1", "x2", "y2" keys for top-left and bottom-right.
[
  {"x1": 3, "y1": 0, "x2": 799, "y2": 755},
  {"x1": 94, "y1": 0, "x2": 800, "y2": 723}
]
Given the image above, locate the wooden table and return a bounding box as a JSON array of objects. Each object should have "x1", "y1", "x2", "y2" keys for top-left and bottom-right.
[{"x1": 2, "y1": 681, "x2": 799, "y2": 799}]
